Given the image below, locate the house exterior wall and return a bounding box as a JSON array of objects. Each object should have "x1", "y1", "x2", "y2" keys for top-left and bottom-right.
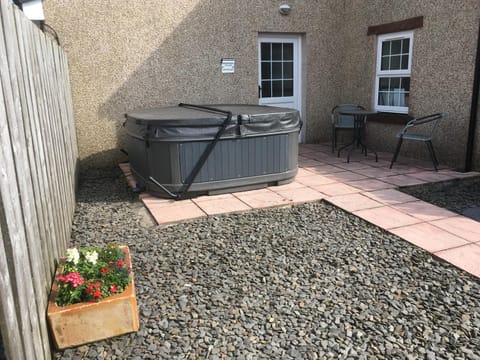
[
  {"x1": 340, "y1": 0, "x2": 480, "y2": 169},
  {"x1": 44, "y1": 0, "x2": 480, "y2": 170},
  {"x1": 44, "y1": 0, "x2": 344, "y2": 168}
]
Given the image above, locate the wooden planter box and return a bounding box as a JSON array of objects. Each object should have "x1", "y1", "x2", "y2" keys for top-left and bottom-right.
[{"x1": 47, "y1": 246, "x2": 139, "y2": 349}]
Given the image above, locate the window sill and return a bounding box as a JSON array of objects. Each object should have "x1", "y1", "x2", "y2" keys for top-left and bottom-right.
[{"x1": 368, "y1": 112, "x2": 413, "y2": 125}]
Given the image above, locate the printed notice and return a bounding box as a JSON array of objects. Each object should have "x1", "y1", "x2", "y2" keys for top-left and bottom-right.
[{"x1": 221, "y1": 58, "x2": 235, "y2": 74}]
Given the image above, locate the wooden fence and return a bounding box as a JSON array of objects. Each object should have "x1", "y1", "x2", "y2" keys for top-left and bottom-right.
[{"x1": 0, "y1": 1, "x2": 78, "y2": 359}]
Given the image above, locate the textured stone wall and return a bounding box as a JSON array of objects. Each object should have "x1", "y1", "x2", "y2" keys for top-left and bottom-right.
[
  {"x1": 341, "y1": 0, "x2": 480, "y2": 169},
  {"x1": 44, "y1": 0, "x2": 343, "y2": 168},
  {"x1": 44, "y1": 0, "x2": 480, "y2": 169}
]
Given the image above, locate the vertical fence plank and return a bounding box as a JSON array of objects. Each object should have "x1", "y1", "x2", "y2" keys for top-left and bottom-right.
[
  {"x1": 0, "y1": 86, "x2": 26, "y2": 360},
  {"x1": 0, "y1": 2, "x2": 43, "y2": 358},
  {"x1": 0, "y1": 1, "x2": 78, "y2": 358},
  {"x1": 14, "y1": 7, "x2": 50, "y2": 287}
]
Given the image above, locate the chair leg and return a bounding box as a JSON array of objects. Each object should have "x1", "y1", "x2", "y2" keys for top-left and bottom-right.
[
  {"x1": 425, "y1": 141, "x2": 439, "y2": 171},
  {"x1": 332, "y1": 127, "x2": 336, "y2": 153},
  {"x1": 390, "y1": 137, "x2": 403, "y2": 169}
]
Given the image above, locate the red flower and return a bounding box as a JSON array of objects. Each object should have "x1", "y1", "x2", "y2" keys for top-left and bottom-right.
[
  {"x1": 100, "y1": 267, "x2": 109, "y2": 274},
  {"x1": 93, "y1": 289, "x2": 102, "y2": 298},
  {"x1": 110, "y1": 284, "x2": 118, "y2": 293},
  {"x1": 117, "y1": 260, "x2": 124, "y2": 267}
]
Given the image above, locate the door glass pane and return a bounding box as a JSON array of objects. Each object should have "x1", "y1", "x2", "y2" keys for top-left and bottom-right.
[
  {"x1": 261, "y1": 43, "x2": 270, "y2": 61},
  {"x1": 283, "y1": 62, "x2": 293, "y2": 78},
  {"x1": 261, "y1": 62, "x2": 271, "y2": 79},
  {"x1": 272, "y1": 80, "x2": 282, "y2": 97},
  {"x1": 272, "y1": 43, "x2": 282, "y2": 60},
  {"x1": 272, "y1": 62, "x2": 282, "y2": 79},
  {"x1": 259, "y1": 41, "x2": 295, "y2": 98},
  {"x1": 283, "y1": 80, "x2": 293, "y2": 96},
  {"x1": 261, "y1": 80, "x2": 271, "y2": 98},
  {"x1": 283, "y1": 43, "x2": 293, "y2": 60}
]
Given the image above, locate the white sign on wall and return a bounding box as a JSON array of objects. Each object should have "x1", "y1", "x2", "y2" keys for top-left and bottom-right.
[{"x1": 221, "y1": 58, "x2": 235, "y2": 74}]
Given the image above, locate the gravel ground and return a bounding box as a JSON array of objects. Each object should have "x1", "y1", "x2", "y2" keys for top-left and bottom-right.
[
  {"x1": 401, "y1": 176, "x2": 480, "y2": 218},
  {"x1": 45, "y1": 168, "x2": 480, "y2": 359},
  {"x1": 2, "y1": 172, "x2": 479, "y2": 360}
]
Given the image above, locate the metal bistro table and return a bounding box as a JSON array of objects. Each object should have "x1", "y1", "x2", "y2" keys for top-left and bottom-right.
[{"x1": 337, "y1": 109, "x2": 378, "y2": 163}]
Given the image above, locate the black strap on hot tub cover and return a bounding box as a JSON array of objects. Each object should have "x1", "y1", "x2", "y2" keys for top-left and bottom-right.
[{"x1": 149, "y1": 103, "x2": 233, "y2": 199}]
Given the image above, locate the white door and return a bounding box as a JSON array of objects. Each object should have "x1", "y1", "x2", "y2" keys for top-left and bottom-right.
[{"x1": 258, "y1": 34, "x2": 303, "y2": 141}]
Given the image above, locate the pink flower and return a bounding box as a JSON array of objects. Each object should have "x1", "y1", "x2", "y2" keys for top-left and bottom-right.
[
  {"x1": 110, "y1": 284, "x2": 118, "y2": 293},
  {"x1": 57, "y1": 272, "x2": 84, "y2": 288}
]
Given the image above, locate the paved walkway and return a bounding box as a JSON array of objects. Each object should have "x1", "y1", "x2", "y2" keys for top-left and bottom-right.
[{"x1": 120, "y1": 143, "x2": 480, "y2": 278}]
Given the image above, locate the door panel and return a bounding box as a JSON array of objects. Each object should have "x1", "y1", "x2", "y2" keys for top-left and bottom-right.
[{"x1": 258, "y1": 34, "x2": 303, "y2": 141}]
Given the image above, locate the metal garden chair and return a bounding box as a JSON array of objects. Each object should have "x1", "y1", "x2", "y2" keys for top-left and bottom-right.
[
  {"x1": 331, "y1": 104, "x2": 365, "y2": 153},
  {"x1": 389, "y1": 113, "x2": 445, "y2": 171}
]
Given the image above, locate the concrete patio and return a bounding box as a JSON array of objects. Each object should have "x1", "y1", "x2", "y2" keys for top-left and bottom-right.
[{"x1": 120, "y1": 143, "x2": 480, "y2": 279}]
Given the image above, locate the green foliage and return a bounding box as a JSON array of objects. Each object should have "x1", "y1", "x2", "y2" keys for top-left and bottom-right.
[{"x1": 54, "y1": 244, "x2": 131, "y2": 306}]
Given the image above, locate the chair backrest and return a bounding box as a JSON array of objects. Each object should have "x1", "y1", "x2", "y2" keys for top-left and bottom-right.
[
  {"x1": 403, "y1": 113, "x2": 445, "y2": 139},
  {"x1": 331, "y1": 104, "x2": 365, "y2": 127}
]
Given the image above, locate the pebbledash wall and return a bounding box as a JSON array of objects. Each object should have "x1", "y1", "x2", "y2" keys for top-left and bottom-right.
[{"x1": 44, "y1": 0, "x2": 480, "y2": 170}]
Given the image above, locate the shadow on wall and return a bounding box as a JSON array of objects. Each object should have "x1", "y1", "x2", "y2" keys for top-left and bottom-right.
[{"x1": 94, "y1": 1, "x2": 268, "y2": 168}]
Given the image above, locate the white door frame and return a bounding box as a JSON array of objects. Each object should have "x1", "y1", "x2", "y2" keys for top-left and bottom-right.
[{"x1": 258, "y1": 33, "x2": 303, "y2": 141}]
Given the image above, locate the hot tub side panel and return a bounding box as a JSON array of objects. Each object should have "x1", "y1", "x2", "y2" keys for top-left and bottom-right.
[{"x1": 145, "y1": 131, "x2": 298, "y2": 196}]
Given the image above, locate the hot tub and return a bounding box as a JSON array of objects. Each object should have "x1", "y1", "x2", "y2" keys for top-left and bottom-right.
[{"x1": 124, "y1": 104, "x2": 301, "y2": 199}]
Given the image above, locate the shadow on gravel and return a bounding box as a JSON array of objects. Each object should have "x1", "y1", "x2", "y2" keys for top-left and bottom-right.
[
  {"x1": 76, "y1": 167, "x2": 139, "y2": 204},
  {"x1": 400, "y1": 176, "x2": 480, "y2": 220}
]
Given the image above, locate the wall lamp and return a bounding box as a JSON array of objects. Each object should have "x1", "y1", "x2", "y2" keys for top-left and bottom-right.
[{"x1": 279, "y1": 4, "x2": 292, "y2": 15}]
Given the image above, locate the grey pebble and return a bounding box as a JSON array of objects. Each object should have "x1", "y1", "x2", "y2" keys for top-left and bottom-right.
[{"x1": 50, "y1": 169, "x2": 480, "y2": 360}]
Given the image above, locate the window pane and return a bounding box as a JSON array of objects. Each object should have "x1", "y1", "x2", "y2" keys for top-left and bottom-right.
[
  {"x1": 393, "y1": 89, "x2": 406, "y2": 106},
  {"x1": 379, "y1": 78, "x2": 389, "y2": 91},
  {"x1": 391, "y1": 40, "x2": 402, "y2": 55},
  {"x1": 402, "y1": 77, "x2": 410, "y2": 91},
  {"x1": 272, "y1": 43, "x2": 282, "y2": 60},
  {"x1": 261, "y1": 81, "x2": 271, "y2": 98},
  {"x1": 381, "y1": 57, "x2": 389, "y2": 71},
  {"x1": 390, "y1": 77, "x2": 400, "y2": 88},
  {"x1": 401, "y1": 54, "x2": 409, "y2": 70},
  {"x1": 378, "y1": 92, "x2": 391, "y2": 106},
  {"x1": 283, "y1": 62, "x2": 293, "y2": 78},
  {"x1": 377, "y1": 76, "x2": 410, "y2": 107},
  {"x1": 261, "y1": 62, "x2": 271, "y2": 79},
  {"x1": 272, "y1": 80, "x2": 282, "y2": 97},
  {"x1": 283, "y1": 80, "x2": 293, "y2": 96},
  {"x1": 272, "y1": 62, "x2": 282, "y2": 79},
  {"x1": 402, "y1": 38, "x2": 410, "y2": 53},
  {"x1": 261, "y1": 43, "x2": 270, "y2": 61},
  {"x1": 390, "y1": 55, "x2": 401, "y2": 70},
  {"x1": 283, "y1": 43, "x2": 293, "y2": 60},
  {"x1": 381, "y1": 41, "x2": 391, "y2": 56}
]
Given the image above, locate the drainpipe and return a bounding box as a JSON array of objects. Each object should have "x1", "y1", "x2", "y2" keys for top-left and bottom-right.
[{"x1": 465, "y1": 21, "x2": 480, "y2": 172}]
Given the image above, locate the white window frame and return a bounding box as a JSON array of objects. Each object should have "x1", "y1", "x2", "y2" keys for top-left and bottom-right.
[{"x1": 374, "y1": 31, "x2": 413, "y2": 114}]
